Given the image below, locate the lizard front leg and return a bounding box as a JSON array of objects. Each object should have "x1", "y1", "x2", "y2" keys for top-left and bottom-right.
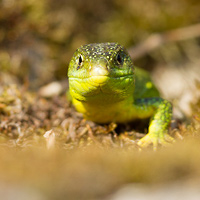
[{"x1": 134, "y1": 97, "x2": 174, "y2": 150}]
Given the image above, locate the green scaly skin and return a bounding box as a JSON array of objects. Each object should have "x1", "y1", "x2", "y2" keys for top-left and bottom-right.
[{"x1": 68, "y1": 43, "x2": 174, "y2": 149}]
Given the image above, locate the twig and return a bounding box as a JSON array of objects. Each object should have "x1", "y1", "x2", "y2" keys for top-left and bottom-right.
[{"x1": 128, "y1": 23, "x2": 200, "y2": 60}]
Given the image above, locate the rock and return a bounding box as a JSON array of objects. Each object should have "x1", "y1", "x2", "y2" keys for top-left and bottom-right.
[{"x1": 39, "y1": 81, "x2": 63, "y2": 98}]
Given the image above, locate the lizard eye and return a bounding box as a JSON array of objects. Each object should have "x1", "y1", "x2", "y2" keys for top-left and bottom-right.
[
  {"x1": 116, "y1": 53, "x2": 123, "y2": 65},
  {"x1": 79, "y1": 55, "x2": 83, "y2": 64},
  {"x1": 77, "y1": 55, "x2": 83, "y2": 70}
]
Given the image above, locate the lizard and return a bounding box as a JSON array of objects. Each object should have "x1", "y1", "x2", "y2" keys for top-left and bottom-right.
[{"x1": 68, "y1": 42, "x2": 174, "y2": 149}]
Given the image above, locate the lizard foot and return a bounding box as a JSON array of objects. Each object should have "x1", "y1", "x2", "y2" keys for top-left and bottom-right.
[{"x1": 137, "y1": 132, "x2": 175, "y2": 150}]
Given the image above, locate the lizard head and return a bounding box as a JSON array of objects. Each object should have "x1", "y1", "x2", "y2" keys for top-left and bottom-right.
[{"x1": 68, "y1": 43, "x2": 135, "y2": 103}]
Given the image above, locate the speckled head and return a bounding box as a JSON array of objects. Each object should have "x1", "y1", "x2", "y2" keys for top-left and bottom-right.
[
  {"x1": 68, "y1": 42, "x2": 135, "y2": 103},
  {"x1": 77, "y1": 43, "x2": 122, "y2": 63}
]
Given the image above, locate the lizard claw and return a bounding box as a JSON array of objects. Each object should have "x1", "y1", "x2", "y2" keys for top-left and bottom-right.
[{"x1": 137, "y1": 132, "x2": 175, "y2": 150}]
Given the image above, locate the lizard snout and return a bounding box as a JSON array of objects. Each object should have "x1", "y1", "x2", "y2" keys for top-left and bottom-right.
[{"x1": 89, "y1": 64, "x2": 109, "y2": 77}]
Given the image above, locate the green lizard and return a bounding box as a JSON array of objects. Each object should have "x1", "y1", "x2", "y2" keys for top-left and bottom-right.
[{"x1": 68, "y1": 42, "x2": 174, "y2": 149}]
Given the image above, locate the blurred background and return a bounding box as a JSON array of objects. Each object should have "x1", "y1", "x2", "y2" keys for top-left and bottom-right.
[{"x1": 1, "y1": 0, "x2": 200, "y2": 117}]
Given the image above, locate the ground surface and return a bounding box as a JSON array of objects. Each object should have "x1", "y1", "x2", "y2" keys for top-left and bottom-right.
[{"x1": 0, "y1": 84, "x2": 200, "y2": 200}]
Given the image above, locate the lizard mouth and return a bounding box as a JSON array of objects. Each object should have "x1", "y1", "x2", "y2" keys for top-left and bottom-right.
[
  {"x1": 69, "y1": 74, "x2": 133, "y2": 84},
  {"x1": 69, "y1": 74, "x2": 134, "y2": 96},
  {"x1": 69, "y1": 74, "x2": 134, "y2": 97}
]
